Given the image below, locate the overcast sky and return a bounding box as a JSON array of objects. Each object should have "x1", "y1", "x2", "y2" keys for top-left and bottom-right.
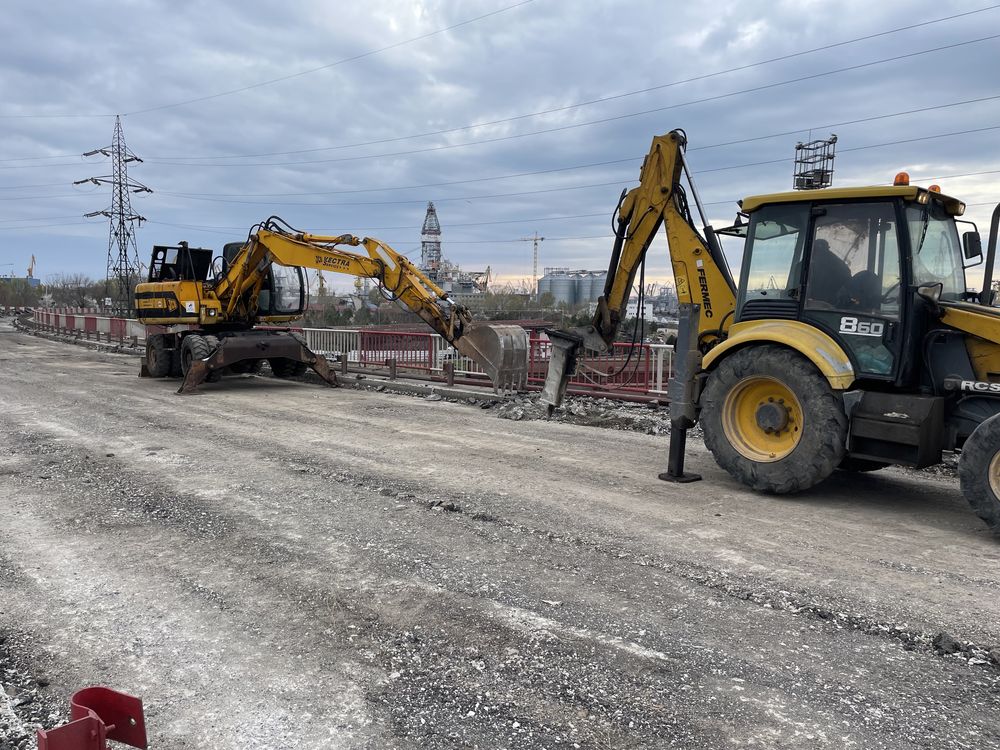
[{"x1": 2, "y1": 0, "x2": 998, "y2": 292}]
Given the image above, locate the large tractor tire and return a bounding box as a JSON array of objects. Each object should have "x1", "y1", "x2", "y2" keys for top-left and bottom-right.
[
  {"x1": 958, "y1": 413, "x2": 1000, "y2": 534},
  {"x1": 145, "y1": 334, "x2": 172, "y2": 378},
  {"x1": 701, "y1": 345, "x2": 848, "y2": 493},
  {"x1": 180, "y1": 334, "x2": 212, "y2": 377}
]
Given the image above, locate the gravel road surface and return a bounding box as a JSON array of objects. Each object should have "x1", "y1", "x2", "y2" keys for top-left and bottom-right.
[{"x1": 1, "y1": 321, "x2": 999, "y2": 749}]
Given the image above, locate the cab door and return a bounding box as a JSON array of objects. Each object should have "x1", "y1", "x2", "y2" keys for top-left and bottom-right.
[{"x1": 800, "y1": 201, "x2": 904, "y2": 380}]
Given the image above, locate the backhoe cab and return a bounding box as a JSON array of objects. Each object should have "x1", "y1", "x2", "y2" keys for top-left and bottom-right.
[
  {"x1": 135, "y1": 219, "x2": 528, "y2": 394},
  {"x1": 541, "y1": 130, "x2": 1000, "y2": 533}
]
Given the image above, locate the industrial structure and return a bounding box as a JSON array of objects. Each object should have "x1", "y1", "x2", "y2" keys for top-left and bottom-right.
[
  {"x1": 417, "y1": 202, "x2": 491, "y2": 300},
  {"x1": 75, "y1": 115, "x2": 152, "y2": 315},
  {"x1": 793, "y1": 133, "x2": 838, "y2": 190},
  {"x1": 537, "y1": 268, "x2": 609, "y2": 306}
]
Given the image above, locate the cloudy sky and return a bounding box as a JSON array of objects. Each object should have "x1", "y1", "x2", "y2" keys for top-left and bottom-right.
[{"x1": 2, "y1": 0, "x2": 998, "y2": 292}]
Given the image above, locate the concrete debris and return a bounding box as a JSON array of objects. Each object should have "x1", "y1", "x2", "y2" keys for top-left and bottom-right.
[{"x1": 932, "y1": 632, "x2": 964, "y2": 655}]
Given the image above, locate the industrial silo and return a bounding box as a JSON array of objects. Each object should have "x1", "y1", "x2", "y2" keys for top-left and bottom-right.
[
  {"x1": 536, "y1": 275, "x2": 551, "y2": 301},
  {"x1": 589, "y1": 272, "x2": 609, "y2": 303},
  {"x1": 549, "y1": 272, "x2": 576, "y2": 306}
]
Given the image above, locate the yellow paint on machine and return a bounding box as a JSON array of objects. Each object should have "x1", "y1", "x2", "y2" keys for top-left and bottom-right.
[{"x1": 702, "y1": 320, "x2": 855, "y2": 390}]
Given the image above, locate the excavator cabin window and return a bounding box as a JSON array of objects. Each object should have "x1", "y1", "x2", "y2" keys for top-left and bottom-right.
[{"x1": 148, "y1": 244, "x2": 213, "y2": 283}]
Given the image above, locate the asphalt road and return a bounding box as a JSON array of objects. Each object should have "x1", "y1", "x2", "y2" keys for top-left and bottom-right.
[{"x1": 1, "y1": 322, "x2": 999, "y2": 749}]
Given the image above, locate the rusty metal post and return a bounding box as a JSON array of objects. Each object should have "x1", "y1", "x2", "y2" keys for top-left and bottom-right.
[
  {"x1": 386, "y1": 357, "x2": 397, "y2": 381},
  {"x1": 444, "y1": 360, "x2": 455, "y2": 387},
  {"x1": 340, "y1": 353, "x2": 348, "y2": 375}
]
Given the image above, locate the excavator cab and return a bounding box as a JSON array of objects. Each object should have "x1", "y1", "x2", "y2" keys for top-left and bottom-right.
[{"x1": 148, "y1": 244, "x2": 213, "y2": 283}]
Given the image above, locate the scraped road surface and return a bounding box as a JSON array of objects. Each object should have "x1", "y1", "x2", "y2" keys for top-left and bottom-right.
[{"x1": 2, "y1": 323, "x2": 999, "y2": 749}]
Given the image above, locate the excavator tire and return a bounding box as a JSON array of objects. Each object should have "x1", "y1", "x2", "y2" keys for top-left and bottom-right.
[
  {"x1": 145, "y1": 334, "x2": 171, "y2": 378},
  {"x1": 701, "y1": 345, "x2": 847, "y2": 494},
  {"x1": 229, "y1": 359, "x2": 264, "y2": 375},
  {"x1": 202, "y1": 335, "x2": 222, "y2": 382},
  {"x1": 958, "y1": 413, "x2": 1000, "y2": 534},
  {"x1": 268, "y1": 332, "x2": 310, "y2": 378},
  {"x1": 169, "y1": 348, "x2": 183, "y2": 378},
  {"x1": 180, "y1": 334, "x2": 212, "y2": 377}
]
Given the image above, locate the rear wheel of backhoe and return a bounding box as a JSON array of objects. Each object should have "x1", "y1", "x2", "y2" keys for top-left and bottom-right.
[
  {"x1": 958, "y1": 413, "x2": 1000, "y2": 534},
  {"x1": 180, "y1": 334, "x2": 212, "y2": 377},
  {"x1": 145, "y1": 334, "x2": 171, "y2": 378},
  {"x1": 701, "y1": 345, "x2": 847, "y2": 493}
]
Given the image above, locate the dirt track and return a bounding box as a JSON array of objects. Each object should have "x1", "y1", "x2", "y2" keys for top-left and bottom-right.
[{"x1": 2, "y1": 321, "x2": 999, "y2": 749}]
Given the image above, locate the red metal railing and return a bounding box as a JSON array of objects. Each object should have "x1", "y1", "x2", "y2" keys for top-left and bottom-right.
[
  {"x1": 358, "y1": 330, "x2": 437, "y2": 373},
  {"x1": 528, "y1": 337, "x2": 659, "y2": 395}
]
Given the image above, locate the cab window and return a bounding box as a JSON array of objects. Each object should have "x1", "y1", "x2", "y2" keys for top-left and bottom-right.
[
  {"x1": 906, "y1": 200, "x2": 965, "y2": 301},
  {"x1": 807, "y1": 202, "x2": 901, "y2": 319}
]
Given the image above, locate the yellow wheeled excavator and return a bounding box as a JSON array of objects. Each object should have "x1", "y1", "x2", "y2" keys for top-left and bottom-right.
[
  {"x1": 541, "y1": 129, "x2": 1000, "y2": 533},
  {"x1": 135, "y1": 217, "x2": 528, "y2": 393}
]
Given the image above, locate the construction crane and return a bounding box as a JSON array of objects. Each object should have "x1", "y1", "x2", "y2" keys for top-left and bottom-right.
[
  {"x1": 519, "y1": 233, "x2": 544, "y2": 298},
  {"x1": 26, "y1": 255, "x2": 36, "y2": 278}
]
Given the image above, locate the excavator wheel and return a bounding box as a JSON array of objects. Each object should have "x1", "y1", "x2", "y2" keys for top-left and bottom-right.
[
  {"x1": 202, "y1": 335, "x2": 223, "y2": 382},
  {"x1": 268, "y1": 332, "x2": 310, "y2": 378},
  {"x1": 181, "y1": 335, "x2": 212, "y2": 377},
  {"x1": 145, "y1": 334, "x2": 172, "y2": 378},
  {"x1": 958, "y1": 413, "x2": 1000, "y2": 534},
  {"x1": 269, "y1": 358, "x2": 308, "y2": 378},
  {"x1": 229, "y1": 359, "x2": 264, "y2": 375},
  {"x1": 701, "y1": 345, "x2": 847, "y2": 494}
]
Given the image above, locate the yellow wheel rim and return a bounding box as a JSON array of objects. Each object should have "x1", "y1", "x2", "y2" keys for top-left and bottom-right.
[
  {"x1": 721, "y1": 376, "x2": 803, "y2": 463},
  {"x1": 989, "y1": 450, "x2": 1000, "y2": 498}
]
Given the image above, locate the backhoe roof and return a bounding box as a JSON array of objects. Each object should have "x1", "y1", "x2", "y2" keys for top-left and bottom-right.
[{"x1": 740, "y1": 185, "x2": 965, "y2": 215}]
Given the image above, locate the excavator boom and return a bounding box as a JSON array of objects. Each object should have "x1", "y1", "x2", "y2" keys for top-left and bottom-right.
[
  {"x1": 136, "y1": 218, "x2": 528, "y2": 393},
  {"x1": 539, "y1": 130, "x2": 736, "y2": 409}
]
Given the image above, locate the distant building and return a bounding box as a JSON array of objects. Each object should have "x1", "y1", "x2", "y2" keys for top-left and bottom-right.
[
  {"x1": 537, "y1": 268, "x2": 608, "y2": 306},
  {"x1": 0, "y1": 276, "x2": 41, "y2": 288},
  {"x1": 417, "y1": 202, "x2": 489, "y2": 298}
]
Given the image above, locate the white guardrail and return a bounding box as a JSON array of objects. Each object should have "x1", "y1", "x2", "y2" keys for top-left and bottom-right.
[{"x1": 31, "y1": 311, "x2": 673, "y2": 396}]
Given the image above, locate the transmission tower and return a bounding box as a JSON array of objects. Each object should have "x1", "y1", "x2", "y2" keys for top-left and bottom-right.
[
  {"x1": 519, "y1": 232, "x2": 545, "y2": 298},
  {"x1": 75, "y1": 115, "x2": 152, "y2": 315}
]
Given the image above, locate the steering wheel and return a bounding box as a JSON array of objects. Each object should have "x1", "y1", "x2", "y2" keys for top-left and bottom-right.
[{"x1": 881, "y1": 281, "x2": 901, "y2": 305}]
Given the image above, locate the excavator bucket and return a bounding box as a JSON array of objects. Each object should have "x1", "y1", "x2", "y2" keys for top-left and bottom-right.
[{"x1": 455, "y1": 323, "x2": 529, "y2": 393}]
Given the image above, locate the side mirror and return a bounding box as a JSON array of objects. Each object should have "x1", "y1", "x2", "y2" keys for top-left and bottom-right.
[{"x1": 963, "y1": 230, "x2": 983, "y2": 265}]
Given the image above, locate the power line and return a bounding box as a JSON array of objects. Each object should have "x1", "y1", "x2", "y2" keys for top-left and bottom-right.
[
  {"x1": 147, "y1": 124, "x2": 1000, "y2": 207},
  {"x1": 0, "y1": 1, "x2": 535, "y2": 120},
  {"x1": 142, "y1": 33, "x2": 1000, "y2": 170},
  {"x1": 145, "y1": 105, "x2": 1000, "y2": 200},
  {"x1": 144, "y1": 5, "x2": 1000, "y2": 162}
]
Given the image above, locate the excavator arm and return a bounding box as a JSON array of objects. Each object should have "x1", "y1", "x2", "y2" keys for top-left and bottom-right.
[
  {"x1": 183, "y1": 219, "x2": 527, "y2": 392},
  {"x1": 539, "y1": 130, "x2": 737, "y2": 409}
]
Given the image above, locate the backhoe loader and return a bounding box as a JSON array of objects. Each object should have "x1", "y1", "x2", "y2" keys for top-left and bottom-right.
[
  {"x1": 135, "y1": 217, "x2": 528, "y2": 393},
  {"x1": 541, "y1": 129, "x2": 1000, "y2": 533}
]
